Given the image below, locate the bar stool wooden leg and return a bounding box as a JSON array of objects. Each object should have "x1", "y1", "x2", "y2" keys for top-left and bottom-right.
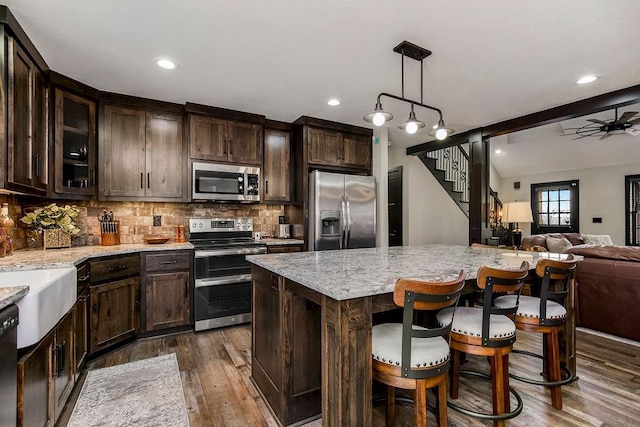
[
  {"x1": 437, "y1": 377, "x2": 448, "y2": 427},
  {"x1": 414, "y1": 380, "x2": 427, "y2": 426},
  {"x1": 386, "y1": 385, "x2": 396, "y2": 427},
  {"x1": 491, "y1": 349, "x2": 507, "y2": 427},
  {"x1": 502, "y1": 353, "x2": 511, "y2": 412},
  {"x1": 548, "y1": 329, "x2": 563, "y2": 409},
  {"x1": 450, "y1": 349, "x2": 461, "y2": 399}
]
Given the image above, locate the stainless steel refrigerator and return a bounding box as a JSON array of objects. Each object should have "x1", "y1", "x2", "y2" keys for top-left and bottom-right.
[{"x1": 309, "y1": 171, "x2": 376, "y2": 251}]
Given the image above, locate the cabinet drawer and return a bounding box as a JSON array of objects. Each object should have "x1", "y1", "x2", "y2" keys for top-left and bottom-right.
[
  {"x1": 89, "y1": 255, "x2": 140, "y2": 283},
  {"x1": 267, "y1": 245, "x2": 303, "y2": 254},
  {"x1": 143, "y1": 251, "x2": 191, "y2": 272}
]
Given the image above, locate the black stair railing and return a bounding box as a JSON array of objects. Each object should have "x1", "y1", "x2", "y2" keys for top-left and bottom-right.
[{"x1": 417, "y1": 145, "x2": 469, "y2": 217}]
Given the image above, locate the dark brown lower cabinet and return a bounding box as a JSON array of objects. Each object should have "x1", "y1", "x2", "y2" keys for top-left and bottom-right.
[
  {"x1": 251, "y1": 265, "x2": 321, "y2": 426},
  {"x1": 140, "y1": 250, "x2": 193, "y2": 333},
  {"x1": 17, "y1": 333, "x2": 53, "y2": 427},
  {"x1": 17, "y1": 309, "x2": 74, "y2": 427},
  {"x1": 52, "y1": 311, "x2": 74, "y2": 421},
  {"x1": 90, "y1": 277, "x2": 140, "y2": 354}
]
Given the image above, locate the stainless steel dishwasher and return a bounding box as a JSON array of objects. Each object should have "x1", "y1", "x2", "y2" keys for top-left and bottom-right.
[{"x1": 0, "y1": 304, "x2": 19, "y2": 426}]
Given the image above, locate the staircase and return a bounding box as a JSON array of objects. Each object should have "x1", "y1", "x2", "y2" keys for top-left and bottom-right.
[{"x1": 417, "y1": 145, "x2": 469, "y2": 217}]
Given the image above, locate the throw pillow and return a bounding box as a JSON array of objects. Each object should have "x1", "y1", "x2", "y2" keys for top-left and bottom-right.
[
  {"x1": 546, "y1": 236, "x2": 573, "y2": 253},
  {"x1": 582, "y1": 234, "x2": 614, "y2": 246}
]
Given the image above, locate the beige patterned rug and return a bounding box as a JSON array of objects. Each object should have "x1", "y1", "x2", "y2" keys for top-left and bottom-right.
[{"x1": 68, "y1": 353, "x2": 189, "y2": 427}]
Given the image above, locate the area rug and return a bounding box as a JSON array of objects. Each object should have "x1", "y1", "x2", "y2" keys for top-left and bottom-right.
[{"x1": 68, "y1": 353, "x2": 189, "y2": 427}]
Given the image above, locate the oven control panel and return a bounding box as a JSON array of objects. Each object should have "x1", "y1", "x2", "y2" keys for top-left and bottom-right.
[{"x1": 189, "y1": 218, "x2": 253, "y2": 233}]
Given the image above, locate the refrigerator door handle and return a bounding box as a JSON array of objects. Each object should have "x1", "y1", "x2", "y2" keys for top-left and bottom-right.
[
  {"x1": 345, "y1": 196, "x2": 352, "y2": 248},
  {"x1": 340, "y1": 195, "x2": 347, "y2": 249}
]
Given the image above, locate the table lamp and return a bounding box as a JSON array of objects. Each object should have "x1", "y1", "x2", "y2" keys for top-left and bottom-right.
[{"x1": 502, "y1": 201, "x2": 533, "y2": 247}]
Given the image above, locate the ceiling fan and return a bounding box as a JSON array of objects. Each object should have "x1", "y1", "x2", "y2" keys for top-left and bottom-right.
[{"x1": 563, "y1": 108, "x2": 640, "y2": 140}]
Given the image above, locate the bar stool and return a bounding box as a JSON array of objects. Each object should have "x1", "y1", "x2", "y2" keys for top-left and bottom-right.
[
  {"x1": 437, "y1": 262, "x2": 529, "y2": 427},
  {"x1": 494, "y1": 255, "x2": 577, "y2": 409},
  {"x1": 372, "y1": 271, "x2": 466, "y2": 426}
]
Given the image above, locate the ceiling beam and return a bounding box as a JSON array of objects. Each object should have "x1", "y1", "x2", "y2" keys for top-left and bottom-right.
[{"x1": 406, "y1": 83, "x2": 640, "y2": 156}]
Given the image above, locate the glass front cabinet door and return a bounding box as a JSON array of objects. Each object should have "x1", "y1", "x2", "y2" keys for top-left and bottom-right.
[{"x1": 54, "y1": 89, "x2": 96, "y2": 197}]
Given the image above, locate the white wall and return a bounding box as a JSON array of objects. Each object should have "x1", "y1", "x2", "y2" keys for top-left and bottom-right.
[
  {"x1": 498, "y1": 162, "x2": 640, "y2": 245},
  {"x1": 389, "y1": 146, "x2": 468, "y2": 245},
  {"x1": 373, "y1": 129, "x2": 388, "y2": 247}
]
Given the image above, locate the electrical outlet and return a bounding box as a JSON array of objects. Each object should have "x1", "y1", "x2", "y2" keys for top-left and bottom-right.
[{"x1": 153, "y1": 215, "x2": 161, "y2": 226}]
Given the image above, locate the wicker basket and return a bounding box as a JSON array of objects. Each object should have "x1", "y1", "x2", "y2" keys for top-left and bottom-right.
[{"x1": 43, "y1": 229, "x2": 72, "y2": 249}]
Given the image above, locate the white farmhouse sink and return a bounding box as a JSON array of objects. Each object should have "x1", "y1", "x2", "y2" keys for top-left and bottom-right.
[{"x1": 0, "y1": 267, "x2": 77, "y2": 349}]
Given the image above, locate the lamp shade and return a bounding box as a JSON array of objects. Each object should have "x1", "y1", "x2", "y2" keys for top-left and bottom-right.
[{"x1": 502, "y1": 202, "x2": 533, "y2": 224}]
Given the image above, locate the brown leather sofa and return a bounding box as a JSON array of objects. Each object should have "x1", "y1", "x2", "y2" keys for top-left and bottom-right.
[{"x1": 520, "y1": 234, "x2": 640, "y2": 342}]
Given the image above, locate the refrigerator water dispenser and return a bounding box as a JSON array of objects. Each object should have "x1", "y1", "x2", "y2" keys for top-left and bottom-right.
[{"x1": 320, "y1": 210, "x2": 340, "y2": 237}]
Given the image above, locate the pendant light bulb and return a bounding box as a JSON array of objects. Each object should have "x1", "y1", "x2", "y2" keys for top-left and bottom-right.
[
  {"x1": 363, "y1": 101, "x2": 393, "y2": 126},
  {"x1": 372, "y1": 112, "x2": 386, "y2": 126},
  {"x1": 435, "y1": 128, "x2": 448, "y2": 140},
  {"x1": 405, "y1": 121, "x2": 418, "y2": 134}
]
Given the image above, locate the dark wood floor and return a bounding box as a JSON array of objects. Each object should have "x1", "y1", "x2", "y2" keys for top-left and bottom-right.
[{"x1": 58, "y1": 326, "x2": 640, "y2": 426}]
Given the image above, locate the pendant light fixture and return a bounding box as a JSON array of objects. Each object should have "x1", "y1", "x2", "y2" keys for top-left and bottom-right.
[{"x1": 363, "y1": 41, "x2": 455, "y2": 139}]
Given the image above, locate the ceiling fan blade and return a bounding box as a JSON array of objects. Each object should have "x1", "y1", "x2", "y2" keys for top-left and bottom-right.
[
  {"x1": 628, "y1": 117, "x2": 640, "y2": 125},
  {"x1": 599, "y1": 133, "x2": 611, "y2": 140},
  {"x1": 587, "y1": 118, "x2": 608, "y2": 125},
  {"x1": 617, "y1": 111, "x2": 638, "y2": 124}
]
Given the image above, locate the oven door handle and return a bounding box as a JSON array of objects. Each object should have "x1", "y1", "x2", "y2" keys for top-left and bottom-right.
[
  {"x1": 195, "y1": 247, "x2": 267, "y2": 258},
  {"x1": 195, "y1": 274, "x2": 253, "y2": 288}
]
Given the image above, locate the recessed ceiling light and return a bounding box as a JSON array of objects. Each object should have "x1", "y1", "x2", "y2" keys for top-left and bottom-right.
[
  {"x1": 576, "y1": 75, "x2": 597, "y2": 85},
  {"x1": 156, "y1": 59, "x2": 177, "y2": 69},
  {"x1": 494, "y1": 149, "x2": 502, "y2": 154},
  {"x1": 327, "y1": 99, "x2": 340, "y2": 106}
]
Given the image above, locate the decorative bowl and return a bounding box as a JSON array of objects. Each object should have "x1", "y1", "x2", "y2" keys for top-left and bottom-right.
[{"x1": 143, "y1": 235, "x2": 171, "y2": 244}]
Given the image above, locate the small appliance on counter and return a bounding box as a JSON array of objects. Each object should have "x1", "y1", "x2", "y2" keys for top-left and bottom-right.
[{"x1": 277, "y1": 224, "x2": 291, "y2": 239}]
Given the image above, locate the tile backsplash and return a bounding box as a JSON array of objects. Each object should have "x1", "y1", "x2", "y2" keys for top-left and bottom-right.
[{"x1": 1, "y1": 195, "x2": 284, "y2": 249}]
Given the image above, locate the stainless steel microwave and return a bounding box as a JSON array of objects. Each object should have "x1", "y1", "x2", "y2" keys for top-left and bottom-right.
[{"x1": 192, "y1": 162, "x2": 260, "y2": 202}]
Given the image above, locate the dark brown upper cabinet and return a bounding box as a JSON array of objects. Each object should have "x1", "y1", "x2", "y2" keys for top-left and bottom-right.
[
  {"x1": 263, "y1": 125, "x2": 291, "y2": 203},
  {"x1": 6, "y1": 36, "x2": 49, "y2": 195},
  {"x1": 306, "y1": 126, "x2": 371, "y2": 171},
  {"x1": 53, "y1": 88, "x2": 97, "y2": 198},
  {"x1": 99, "y1": 104, "x2": 186, "y2": 201},
  {"x1": 186, "y1": 102, "x2": 265, "y2": 167},
  {"x1": 188, "y1": 114, "x2": 262, "y2": 165}
]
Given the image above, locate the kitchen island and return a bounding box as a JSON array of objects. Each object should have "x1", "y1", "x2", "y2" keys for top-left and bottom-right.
[{"x1": 247, "y1": 245, "x2": 578, "y2": 426}]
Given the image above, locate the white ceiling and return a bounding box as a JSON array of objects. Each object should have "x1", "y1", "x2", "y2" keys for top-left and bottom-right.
[{"x1": 4, "y1": 0, "x2": 640, "y2": 170}]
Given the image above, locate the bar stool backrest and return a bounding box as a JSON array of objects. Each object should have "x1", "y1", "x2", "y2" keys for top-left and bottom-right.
[
  {"x1": 535, "y1": 255, "x2": 577, "y2": 325},
  {"x1": 392, "y1": 271, "x2": 466, "y2": 379},
  {"x1": 476, "y1": 261, "x2": 530, "y2": 347}
]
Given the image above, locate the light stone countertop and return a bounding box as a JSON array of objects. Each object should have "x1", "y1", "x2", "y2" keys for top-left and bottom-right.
[
  {"x1": 0, "y1": 286, "x2": 29, "y2": 310},
  {"x1": 0, "y1": 242, "x2": 194, "y2": 272},
  {"x1": 247, "y1": 244, "x2": 576, "y2": 301}
]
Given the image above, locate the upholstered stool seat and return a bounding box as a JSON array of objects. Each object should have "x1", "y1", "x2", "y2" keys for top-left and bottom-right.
[
  {"x1": 372, "y1": 324, "x2": 450, "y2": 368},
  {"x1": 494, "y1": 295, "x2": 566, "y2": 320},
  {"x1": 437, "y1": 307, "x2": 516, "y2": 339}
]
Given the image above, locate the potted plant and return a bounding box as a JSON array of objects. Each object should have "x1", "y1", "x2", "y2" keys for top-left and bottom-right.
[{"x1": 20, "y1": 203, "x2": 81, "y2": 248}]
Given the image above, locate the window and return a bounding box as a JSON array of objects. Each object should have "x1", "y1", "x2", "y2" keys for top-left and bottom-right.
[
  {"x1": 531, "y1": 180, "x2": 579, "y2": 234},
  {"x1": 626, "y1": 175, "x2": 640, "y2": 246}
]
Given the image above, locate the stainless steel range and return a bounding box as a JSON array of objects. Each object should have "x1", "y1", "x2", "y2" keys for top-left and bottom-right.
[{"x1": 189, "y1": 218, "x2": 267, "y2": 331}]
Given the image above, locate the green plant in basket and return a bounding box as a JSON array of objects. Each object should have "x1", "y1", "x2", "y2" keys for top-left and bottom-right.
[{"x1": 20, "y1": 203, "x2": 81, "y2": 236}]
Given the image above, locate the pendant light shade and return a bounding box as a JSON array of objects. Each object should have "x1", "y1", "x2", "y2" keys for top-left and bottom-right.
[
  {"x1": 363, "y1": 101, "x2": 393, "y2": 126},
  {"x1": 363, "y1": 41, "x2": 454, "y2": 140},
  {"x1": 398, "y1": 105, "x2": 426, "y2": 134},
  {"x1": 428, "y1": 119, "x2": 456, "y2": 140}
]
